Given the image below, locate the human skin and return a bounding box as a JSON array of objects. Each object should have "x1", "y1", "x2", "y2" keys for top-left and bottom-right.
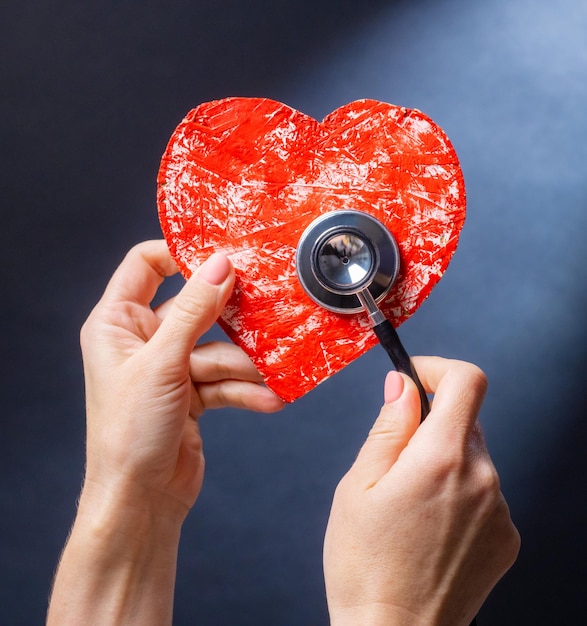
[
  {"x1": 323, "y1": 358, "x2": 521, "y2": 626},
  {"x1": 47, "y1": 241, "x2": 284, "y2": 625},
  {"x1": 47, "y1": 241, "x2": 519, "y2": 625}
]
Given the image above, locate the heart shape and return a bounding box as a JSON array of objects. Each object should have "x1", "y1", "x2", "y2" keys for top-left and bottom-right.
[{"x1": 157, "y1": 98, "x2": 465, "y2": 402}]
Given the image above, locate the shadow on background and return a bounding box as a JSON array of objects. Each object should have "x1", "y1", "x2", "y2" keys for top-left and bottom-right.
[{"x1": 1, "y1": 0, "x2": 586, "y2": 624}]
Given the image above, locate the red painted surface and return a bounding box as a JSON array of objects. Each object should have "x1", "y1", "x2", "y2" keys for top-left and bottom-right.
[{"x1": 158, "y1": 98, "x2": 466, "y2": 402}]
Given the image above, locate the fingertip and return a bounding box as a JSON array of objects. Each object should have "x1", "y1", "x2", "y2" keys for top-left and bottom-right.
[
  {"x1": 196, "y1": 253, "x2": 233, "y2": 286},
  {"x1": 259, "y1": 389, "x2": 287, "y2": 413},
  {"x1": 102, "y1": 240, "x2": 180, "y2": 307},
  {"x1": 384, "y1": 371, "x2": 405, "y2": 404},
  {"x1": 253, "y1": 382, "x2": 287, "y2": 412},
  {"x1": 198, "y1": 381, "x2": 286, "y2": 414},
  {"x1": 380, "y1": 372, "x2": 423, "y2": 437},
  {"x1": 151, "y1": 254, "x2": 235, "y2": 363}
]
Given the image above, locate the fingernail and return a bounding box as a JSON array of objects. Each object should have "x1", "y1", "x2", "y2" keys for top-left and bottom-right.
[
  {"x1": 384, "y1": 371, "x2": 404, "y2": 404},
  {"x1": 197, "y1": 253, "x2": 231, "y2": 285}
]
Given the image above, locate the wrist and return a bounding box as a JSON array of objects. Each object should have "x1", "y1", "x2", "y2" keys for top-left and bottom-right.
[
  {"x1": 329, "y1": 603, "x2": 431, "y2": 626},
  {"x1": 76, "y1": 475, "x2": 188, "y2": 542},
  {"x1": 47, "y1": 479, "x2": 184, "y2": 626}
]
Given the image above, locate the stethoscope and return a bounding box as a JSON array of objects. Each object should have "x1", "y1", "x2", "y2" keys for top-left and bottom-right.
[
  {"x1": 296, "y1": 211, "x2": 481, "y2": 626},
  {"x1": 296, "y1": 210, "x2": 430, "y2": 420}
]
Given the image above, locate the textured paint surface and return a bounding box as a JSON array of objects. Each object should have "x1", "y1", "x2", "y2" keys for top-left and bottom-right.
[{"x1": 158, "y1": 98, "x2": 466, "y2": 401}]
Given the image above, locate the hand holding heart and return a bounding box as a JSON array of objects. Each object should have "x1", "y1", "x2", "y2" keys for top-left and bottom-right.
[
  {"x1": 47, "y1": 241, "x2": 285, "y2": 625},
  {"x1": 79, "y1": 241, "x2": 285, "y2": 517},
  {"x1": 158, "y1": 98, "x2": 466, "y2": 401}
]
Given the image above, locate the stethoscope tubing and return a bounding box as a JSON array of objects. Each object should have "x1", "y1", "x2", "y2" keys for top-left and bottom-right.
[{"x1": 372, "y1": 318, "x2": 430, "y2": 421}]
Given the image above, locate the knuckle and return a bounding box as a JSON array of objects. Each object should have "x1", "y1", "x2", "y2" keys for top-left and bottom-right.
[
  {"x1": 448, "y1": 359, "x2": 488, "y2": 391},
  {"x1": 215, "y1": 383, "x2": 230, "y2": 408},
  {"x1": 467, "y1": 364, "x2": 489, "y2": 396},
  {"x1": 213, "y1": 349, "x2": 234, "y2": 380},
  {"x1": 445, "y1": 361, "x2": 489, "y2": 431},
  {"x1": 507, "y1": 522, "x2": 522, "y2": 561},
  {"x1": 427, "y1": 449, "x2": 463, "y2": 482},
  {"x1": 492, "y1": 497, "x2": 522, "y2": 566},
  {"x1": 79, "y1": 312, "x2": 99, "y2": 352},
  {"x1": 475, "y1": 457, "x2": 501, "y2": 496},
  {"x1": 200, "y1": 381, "x2": 233, "y2": 410}
]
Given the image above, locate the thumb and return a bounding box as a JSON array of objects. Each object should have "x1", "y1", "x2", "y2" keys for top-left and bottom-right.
[
  {"x1": 349, "y1": 371, "x2": 422, "y2": 487},
  {"x1": 150, "y1": 253, "x2": 235, "y2": 364}
]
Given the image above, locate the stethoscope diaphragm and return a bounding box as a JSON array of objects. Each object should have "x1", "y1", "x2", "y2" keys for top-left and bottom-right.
[{"x1": 295, "y1": 210, "x2": 400, "y2": 313}]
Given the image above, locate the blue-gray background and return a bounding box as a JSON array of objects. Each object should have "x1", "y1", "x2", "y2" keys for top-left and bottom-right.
[{"x1": 2, "y1": 0, "x2": 586, "y2": 624}]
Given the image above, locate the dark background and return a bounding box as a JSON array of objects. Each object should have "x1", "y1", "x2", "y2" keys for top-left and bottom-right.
[{"x1": 2, "y1": 0, "x2": 586, "y2": 624}]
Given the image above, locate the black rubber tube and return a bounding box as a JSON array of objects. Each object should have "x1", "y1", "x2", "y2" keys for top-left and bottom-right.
[{"x1": 372, "y1": 319, "x2": 430, "y2": 421}]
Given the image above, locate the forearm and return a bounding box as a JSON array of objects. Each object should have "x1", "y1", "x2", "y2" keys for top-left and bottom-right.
[{"x1": 47, "y1": 482, "x2": 185, "y2": 626}]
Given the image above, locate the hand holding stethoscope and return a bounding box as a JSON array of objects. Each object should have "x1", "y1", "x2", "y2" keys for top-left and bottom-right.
[{"x1": 297, "y1": 210, "x2": 484, "y2": 626}]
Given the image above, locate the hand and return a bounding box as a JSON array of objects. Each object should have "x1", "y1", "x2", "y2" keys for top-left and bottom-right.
[
  {"x1": 323, "y1": 357, "x2": 520, "y2": 626},
  {"x1": 47, "y1": 240, "x2": 283, "y2": 625},
  {"x1": 79, "y1": 240, "x2": 283, "y2": 516}
]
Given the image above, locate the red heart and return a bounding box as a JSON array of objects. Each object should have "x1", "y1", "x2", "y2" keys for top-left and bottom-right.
[{"x1": 157, "y1": 98, "x2": 465, "y2": 402}]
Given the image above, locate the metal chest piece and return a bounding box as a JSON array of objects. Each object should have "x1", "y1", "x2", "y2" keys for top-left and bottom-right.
[{"x1": 296, "y1": 210, "x2": 400, "y2": 313}]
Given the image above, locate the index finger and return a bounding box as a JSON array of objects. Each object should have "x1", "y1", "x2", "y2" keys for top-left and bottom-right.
[
  {"x1": 411, "y1": 356, "x2": 488, "y2": 432},
  {"x1": 101, "y1": 240, "x2": 179, "y2": 307}
]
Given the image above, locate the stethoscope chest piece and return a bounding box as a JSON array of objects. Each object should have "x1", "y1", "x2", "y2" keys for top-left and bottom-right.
[
  {"x1": 296, "y1": 210, "x2": 400, "y2": 313},
  {"x1": 296, "y1": 209, "x2": 430, "y2": 421}
]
